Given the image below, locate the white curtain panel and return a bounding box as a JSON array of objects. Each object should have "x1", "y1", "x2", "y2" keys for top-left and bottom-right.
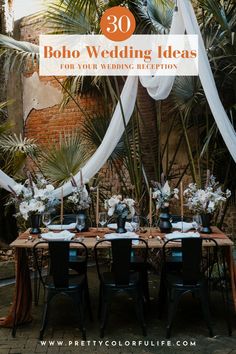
[
  {"x1": 139, "y1": 8, "x2": 185, "y2": 100},
  {"x1": 0, "y1": 0, "x2": 235, "y2": 198},
  {"x1": 179, "y1": 0, "x2": 236, "y2": 163}
]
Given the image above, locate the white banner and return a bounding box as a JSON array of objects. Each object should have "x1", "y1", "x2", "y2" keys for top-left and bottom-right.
[{"x1": 39, "y1": 34, "x2": 198, "y2": 76}]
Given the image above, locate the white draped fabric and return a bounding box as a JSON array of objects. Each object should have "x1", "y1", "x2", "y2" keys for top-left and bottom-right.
[
  {"x1": 139, "y1": 8, "x2": 185, "y2": 100},
  {"x1": 179, "y1": 0, "x2": 236, "y2": 163},
  {"x1": 0, "y1": 0, "x2": 235, "y2": 198}
]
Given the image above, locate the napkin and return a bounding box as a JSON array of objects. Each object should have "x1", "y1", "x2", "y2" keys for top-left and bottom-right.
[
  {"x1": 104, "y1": 232, "x2": 139, "y2": 245},
  {"x1": 171, "y1": 222, "x2": 194, "y2": 232},
  {"x1": 47, "y1": 223, "x2": 76, "y2": 231},
  {"x1": 107, "y1": 222, "x2": 133, "y2": 231},
  {"x1": 42, "y1": 230, "x2": 74, "y2": 241},
  {"x1": 165, "y1": 231, "x2": 200, "y2": 241}
]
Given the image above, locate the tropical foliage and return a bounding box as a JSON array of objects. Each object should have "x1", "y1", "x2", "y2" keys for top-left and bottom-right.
[{"x1": 0, "y1": 0, "x2": 235, "y2": 233}]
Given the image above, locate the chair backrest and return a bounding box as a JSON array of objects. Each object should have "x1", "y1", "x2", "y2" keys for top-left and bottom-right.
[
  {"x1": 33, "y1": 240, "x2": 88, "y2": 288},
  {"x1": 163, "y1": 237, "x2": 218, "y2": 285},
  {"x1": 94, "y1": 238, "x2": 148, "y2": 286}
]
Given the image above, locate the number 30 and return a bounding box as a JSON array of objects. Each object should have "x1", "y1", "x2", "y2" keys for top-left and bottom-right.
[{"x1": 106, "y1": 15, "x2": 131, "y2": 34}]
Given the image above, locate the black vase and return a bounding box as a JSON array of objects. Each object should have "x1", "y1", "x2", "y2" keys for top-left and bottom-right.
[
  {"x1": 116, "y1": 216, "x2": 127, "y2": 234},
  {"x1": 200, "y1": 213, "x2": 212, "y2": 234},
  {"x1": 30, "y1": 213, "x2": 41, "y2": 234},
  {"x1": 76, "y1": 210, "x2": 89, "y2": 232},
  {"x1": 159, "y1": 207, "x2": 172, "y2": 234}
]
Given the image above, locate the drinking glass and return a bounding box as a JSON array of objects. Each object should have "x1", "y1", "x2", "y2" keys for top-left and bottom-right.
[
  {"x1": 131, "y1": 215, "x2": 140, "y2": 232},
  {"x1": 76, "y1": 216, "x2": 85, "y2": 233},
  {"x1": 42, "y1": 212, "x2": 51, "y2": 230},
  {"x1": 192, "y1": 215, "x2": 201, "y2": 232},
  {"x1": 99, "y1": 212, "x2": 107, "y2": 228}
]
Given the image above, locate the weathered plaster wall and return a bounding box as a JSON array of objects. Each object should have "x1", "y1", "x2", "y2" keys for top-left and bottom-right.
[
  {"x1": 22, "y1": 72, "x2": 63, "y2": 121},
  {"x1": 0, "y1": 0, "x2": 14, "y2": 104}
]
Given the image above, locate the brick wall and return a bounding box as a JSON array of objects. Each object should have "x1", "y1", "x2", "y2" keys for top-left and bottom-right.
[{"x1": 19, "y1": 17, "x2": 102, "y2": 147}]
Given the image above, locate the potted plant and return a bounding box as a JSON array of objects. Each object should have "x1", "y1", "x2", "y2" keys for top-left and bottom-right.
[
  {"x1": 67, "y1": 177, "x2": 91, "y2": 231},
  {"x1": 105, "y1": 195, "x2": 135, "y2": 233},
  {"x1": 9, "y1": 174, "x2": 58, "y2": 234},
  {"x1": 152, "y1": 178, "x2": 179, "y2": 233},
  {"x1": 184, "y1": 175, "x2": 231, "y2": 233}
]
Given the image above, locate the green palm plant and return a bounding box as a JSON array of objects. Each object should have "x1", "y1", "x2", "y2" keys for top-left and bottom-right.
[
  {"x1": 0, "y1": 133, "x2": 38, "y2": 176},
  {"x1": 39, "y1": 131, "x2": 90, "y2": 186}
]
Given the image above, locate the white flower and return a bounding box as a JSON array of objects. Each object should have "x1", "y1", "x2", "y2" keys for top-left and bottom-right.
[
  {"x1": 108, "y1": 207, "x2": 115, "y2": 216},
  {"x1": 13, "y1": 184, "x2": 25, "y2": 196},
  {"x1": 105, "y1": 196, "x2": 135, "y2": 217},
  {"x1": 184, "y1": 176, "x2": 231, "y2": 214},
  {"x1": 46, "y1": 184, "x2": 54, "y2": 192},
  {"x1": 162, "y1": 181, "x2": 171, "y2": 195},
  {"x1": 152, "y1": 180, "x2": 178, "y2": 209},
  {"x1": 19, "y1": 201, "x2": 30, "y2": 219},
  {"x1": 108, "y1": 197, "x2": 119, "y2": 208}
]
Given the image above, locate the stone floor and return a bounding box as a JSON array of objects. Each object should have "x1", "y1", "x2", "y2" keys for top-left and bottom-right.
[{"x1": 0, "y1": 267, "x2": 236, "y2": 354}]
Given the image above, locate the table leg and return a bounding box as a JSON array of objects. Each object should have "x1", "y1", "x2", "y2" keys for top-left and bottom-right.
[
  {"x1": 225, "y1": 246, "x2": 236, "y2": 312},
  {"x1": 220, "y1": 246, "x2": 233, "y2": 336}
]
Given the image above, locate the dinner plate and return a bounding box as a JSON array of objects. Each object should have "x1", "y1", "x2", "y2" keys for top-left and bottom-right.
[
  {"x1": 107, "y1": 222, "x2": 132, "y2": 231},
  {"x1": 42, "y1": 230, "x2": 74, "y2": 241},
  {"x1": 165, "y1": 231, "x2": 200, "y2": 241},
  {"x1": 171, "y1": 222, "x2": 194, "y2": 232},
  {"x1": 47, "y1": 223, "x2": 76, "y2": 231},
  {"x1": 105, "y1": 232, "x2": 139, "y2": 245}
]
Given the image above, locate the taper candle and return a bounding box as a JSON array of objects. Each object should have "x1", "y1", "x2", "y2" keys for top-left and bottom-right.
[
  {"x1": 180, "y1": 182, "x2": 184, "y2": 218},
  {"x1": 149, "y1": 187, "x2": 152, "y2": 227},
  {"x1": 96, "y1": 187, "x2": 99, "y2": 230},
  {"x1": 60, "y1": 187, "x2": 64, "y2": 226},
  {"x1": 80, "y1": 169, "x2": 83, "y2": 186}
]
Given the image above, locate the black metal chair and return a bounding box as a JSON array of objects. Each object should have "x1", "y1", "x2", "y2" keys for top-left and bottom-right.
[
  {"x1": 94, "y1": 238, "x2": 148, "y2": 338},
  {"x1": 107, "y1": 216, "x2": 151, "y2": 303},
  {"x1": 33, "y1": 214, "x2": 93, "y2": 318},
  {"x1": 162, "y1": 237, "x2": 219, "y2": 338},
  {"x1": 33, "y1": 240, "x2": 88, "y2": 340}
]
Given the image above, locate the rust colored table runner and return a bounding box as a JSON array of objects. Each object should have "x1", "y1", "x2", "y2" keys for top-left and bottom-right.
[{"x1": 1, "y1": 226, "x2": 235, "y2": 331}]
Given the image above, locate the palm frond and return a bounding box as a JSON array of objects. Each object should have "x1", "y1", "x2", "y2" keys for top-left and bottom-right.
[
  {"x1": 40, "y1": 131, "x2": 90, "y2": 186},
  {"x1": 0, "y1": 35, "x2": 39, "y2": 71},
  {"x1": 199, "y1": 0, "x2": 234, "y2": 32},
  {"x1": 45, "y1": 2, "x2": 92, "y2": 34},
  {"x1": 129, "y1": 0, "x2": 172, "y2": 34},
  {"x1": 82, "y1": 113, "x2": 127, "y2": 161},
  {"x1": 0, "y1": 133, "x2": 38, "y2": 156}
]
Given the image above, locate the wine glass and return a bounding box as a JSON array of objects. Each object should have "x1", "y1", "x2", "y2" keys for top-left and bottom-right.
[
  {"x1": 76, "y1": 216, "x2": 85, "y2": 233},
  {"x1": 42, "y1": 212, "x2": 51, "y2": 231},
  {"x1": 131, "y1": 215, "x2": 140, "y2": 232},
  {"x1": 99, "y1": 212, "x2": 107, "y2": 229},
  {"x1": 192, "y1": 215, "x2": 201, "y2": 232}
]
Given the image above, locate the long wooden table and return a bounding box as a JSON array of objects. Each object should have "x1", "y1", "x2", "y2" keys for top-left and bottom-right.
[{"x1": 1, "y1": 226, "x2": 235, "y2": 334}]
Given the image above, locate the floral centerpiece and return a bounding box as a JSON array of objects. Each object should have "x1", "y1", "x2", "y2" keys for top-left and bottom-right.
[
  {"x1": 9, "y1": 174, "x2": 58, "y2": 234},
  {"x1": 184, "y1": 175, "x2": 231, "y2": 233},
  {"x1": 152, "y1": 178, "x2": 179, "y2": 233},
  {"x1": 67, "y1": 176, "x2": 91, "y2": 231},
  {"x1": 152, "y1": 180, "x2": 179, "y2": 210},
  {"x1": 67, "y1": 185, "x2": 91, "y2": 212},
  {"x1": 105, "y1": 195, "x2": 135, "y2": 233}
]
